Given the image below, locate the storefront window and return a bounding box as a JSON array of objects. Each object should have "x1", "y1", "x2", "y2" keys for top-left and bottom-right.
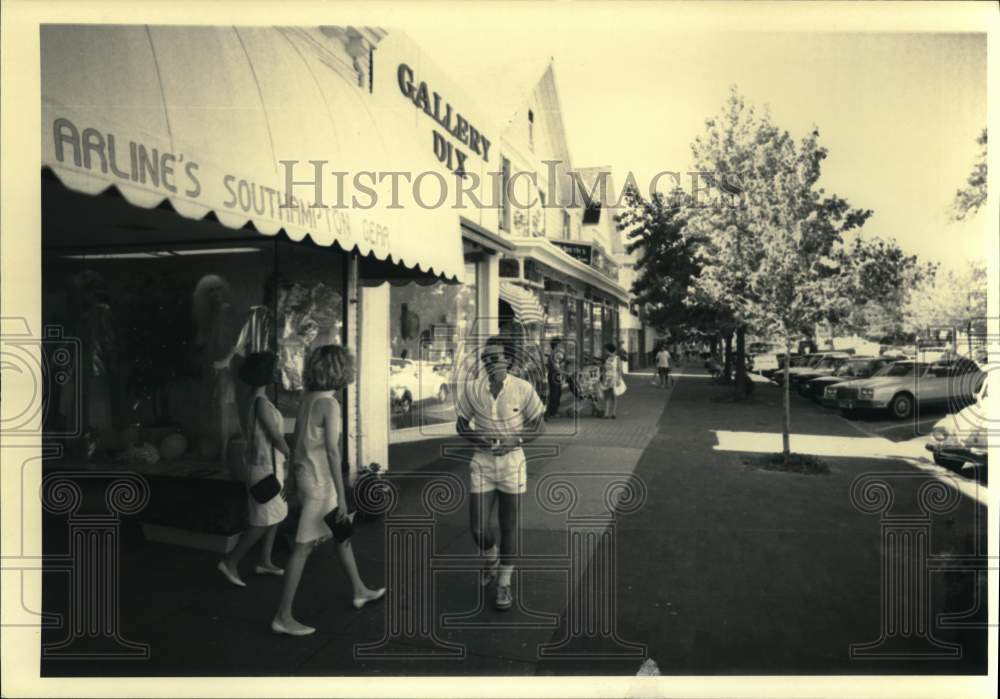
[
  {"x1": 565, "y1": 297, "x2": 579, "y2": 368},
  {"x1": 42, "y1": 238, "x2": 347, "y2": 479},
  {"x1": 582, "y1": 301, "x2": 594, "y2": 363},
  {"x1": 592, "y1": 303, "x2": 603, "y2": 357},
  {"x1": 389, "y1": 262, "x2": 477, "y2": 432}
]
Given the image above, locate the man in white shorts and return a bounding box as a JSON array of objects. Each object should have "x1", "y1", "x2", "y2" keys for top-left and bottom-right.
[{"x1": 456, "y1": 336, "x2": 545, "y2": 611}]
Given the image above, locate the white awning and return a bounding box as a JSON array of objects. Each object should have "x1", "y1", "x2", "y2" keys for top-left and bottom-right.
[
  {"x1": 41, "y1": 25, "x2": 465, "y2": 282},
  {"x1": 499, "y1": 281, "x2": 545, "y2": 325},
  {"x1": 507, "y1": 236, "x2": 630, "y2": 304}
]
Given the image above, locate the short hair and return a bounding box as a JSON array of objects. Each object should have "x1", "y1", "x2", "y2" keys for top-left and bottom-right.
[
  {"x1": 605, "y1": 342, "x2": 617, "y2": 353},
  {"x1": 481, "y1": 335, "x2": 510, "y2": 362},
  {"x1": 304, "y1": 344, "x2": 354, "y2": 391},
  {"x1": 550, "y1": 337, "x2": 562, "y2": 349},
  {"x1": 238, "y1": 351, "x2": 277, "y2": 388}
]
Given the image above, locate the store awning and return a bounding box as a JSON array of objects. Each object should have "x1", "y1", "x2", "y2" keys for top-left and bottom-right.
[
  {"x1": 507, "y1": 236, "x2": 630, "y2": 304},
  {"x1": 499, "y1": 281, "x2": 545, "y2": 325},
  {"x1": 40, "y1": 25, "x2": 465, "y2": 282}
]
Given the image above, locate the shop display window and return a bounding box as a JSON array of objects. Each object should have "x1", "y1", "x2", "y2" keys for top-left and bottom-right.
[
  {"x1": 388, "y1": 262, "x2": 477, "y2": 432},
  {"x1": 42, "y1": 238, "x2": 346, "y2": 479}
]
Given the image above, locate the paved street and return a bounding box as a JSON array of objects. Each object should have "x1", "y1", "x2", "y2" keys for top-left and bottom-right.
[{"x1": 40, "y1": 362, "x2": 987, "y2": 676}]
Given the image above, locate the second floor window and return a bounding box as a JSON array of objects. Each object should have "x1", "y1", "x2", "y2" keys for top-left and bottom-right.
[
  {"x1": 528, "y1": 110, "x2": 534, "y2": 152},
  {"x1": 562, "y1": 210, "x2": 571, "y2": 240}
]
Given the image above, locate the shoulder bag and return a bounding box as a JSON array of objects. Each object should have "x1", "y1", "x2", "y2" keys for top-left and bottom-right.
[{"x1": 248, "y1": 397, "x2": 282, "y2": 504}]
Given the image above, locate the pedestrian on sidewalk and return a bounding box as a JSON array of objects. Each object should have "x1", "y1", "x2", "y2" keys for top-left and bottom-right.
[
  {"x1": 546, "y1": 337, "x2": 565, "y2": 419},
  {"x1": 271, "y1": 345, "x2": 384, "y2": 637},
  {"x1": 600, "y1": 342, "x2": 625, "y2": 419},
  {"x1": 455, "y1": 336, "x2": 545, "y2": 611},
  {"x1": 218, "y1": 352, "x2": 289, "y2": 589},
  {"x1": 656, "y1": 345, "x2": 673, "y2": 388}
]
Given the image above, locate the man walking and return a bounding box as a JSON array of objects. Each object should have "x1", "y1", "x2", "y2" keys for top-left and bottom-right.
[
  {"x1": 456, "y1": 336, "x2": 545, "y2": 611},
  {"x1": 656, "y1": 345, "x2": 673, "y2": 388}
]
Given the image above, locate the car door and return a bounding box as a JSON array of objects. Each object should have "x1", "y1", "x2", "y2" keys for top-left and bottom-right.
[{"x1": 919, "y1": 362, "x2": 952, "y2": 405}]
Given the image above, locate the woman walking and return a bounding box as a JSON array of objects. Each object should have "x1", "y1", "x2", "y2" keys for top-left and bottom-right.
[
  {"x1": 600, "y1": 342, "x2": 624, "y2": 419},
  {"x1": 217, "y1": 351, "x2": 288, "y2": 587},
  {"x1": 272, "y1": 345, "x2": 384, "y2": 636}
]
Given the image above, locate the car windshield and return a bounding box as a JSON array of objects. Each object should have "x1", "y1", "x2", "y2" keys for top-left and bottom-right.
[
  {"x1": 883, "y1": 362, "x2": 926, "y2": 377},
  {"x1": 836, "y1": 360, "x2": 867, "y2": 377}
]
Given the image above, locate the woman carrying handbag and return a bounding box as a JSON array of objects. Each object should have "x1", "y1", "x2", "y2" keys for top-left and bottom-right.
[
  {"x1": 600, "y1": 342, "x2": 625, "y2": 419},
  {"x1": 217, "y1": 351, "x2": 288, "y2": 588},
  {"x1": 271, "y1": 345, "x2": 384, "y2": 637}
]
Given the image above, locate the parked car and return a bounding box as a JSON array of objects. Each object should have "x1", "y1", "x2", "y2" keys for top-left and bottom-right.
[
  {"x1": 805, "y1": 356, "x2": 896, "y2": 401},
  {"x1": 776, "y1": 352, "x2": 848, "y2": 387},
  {"x1": 761, "y1": 353, "x2": 808, "y2": 382},
  {"x1": 833, "y1": 357, "x2": 984, "y2": 420},
  {"x1": 389, "y1": 358, "x2": 452, "y2": 415},
  {"x1": 790, "y1": 352, "x2": 855, "y2": 393},
  {"x1": 925, "y1": 376, "x2": 988, "y2": 472}
]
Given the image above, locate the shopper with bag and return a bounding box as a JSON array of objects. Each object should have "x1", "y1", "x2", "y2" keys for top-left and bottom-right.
[
  {"x1": 217, "y1": 351, "x2": 289, "y2": 588},
  {"x1": 600, "y1": 342, "x2": 625, "y2": 419},
  {"x1": 271, "y1": 345, "x2": 384, "y2": 637}
]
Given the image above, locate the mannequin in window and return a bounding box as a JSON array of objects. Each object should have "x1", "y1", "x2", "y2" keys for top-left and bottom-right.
[{"x1": 192, "y1": 274, "x2": 241, "y2": 465}]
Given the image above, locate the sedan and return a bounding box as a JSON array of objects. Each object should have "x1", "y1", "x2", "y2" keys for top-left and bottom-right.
[
  {"x1": 834, "y1": 357, "x2": 984, "y2": 420},
  {"x1": 805, "y1": 356, "x2": 894, "y2": 402},
  {"x1": 925, "y1": 376, "x2": 988, "y2": 472}
]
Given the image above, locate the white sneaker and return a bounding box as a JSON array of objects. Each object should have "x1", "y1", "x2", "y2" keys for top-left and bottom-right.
[{"x1": 481, "y1": 558, "x2": 500, "y2": 587}]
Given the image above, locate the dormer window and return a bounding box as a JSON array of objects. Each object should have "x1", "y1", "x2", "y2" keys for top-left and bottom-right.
[{"x1": 528, "y1": 110, "x2": 534, "y2": 151}]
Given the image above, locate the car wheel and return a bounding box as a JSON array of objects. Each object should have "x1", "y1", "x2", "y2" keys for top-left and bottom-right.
[
  {"x1": 889, "y1": 392, "x2": 914, "y2": 420},
  {"x1": 437, "y1": 384, "x2": 450, "y2": 403},
  {"x1": 933, "y1": 453, "x2": 965, "y2": 471}
]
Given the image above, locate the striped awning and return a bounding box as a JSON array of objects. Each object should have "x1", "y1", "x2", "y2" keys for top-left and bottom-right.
[{"x1": 499, "y1": 281, "x2": 545, "y2": 325}]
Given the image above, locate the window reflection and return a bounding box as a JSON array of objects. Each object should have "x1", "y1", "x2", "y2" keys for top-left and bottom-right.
[{"x1": 389, "y1": 262, "x2": 478, "y2": 432}]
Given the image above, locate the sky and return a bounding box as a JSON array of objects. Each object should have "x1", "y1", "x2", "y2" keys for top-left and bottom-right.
[{"x1": 407, "y1": 14, "x2": 989, "y2": 273}]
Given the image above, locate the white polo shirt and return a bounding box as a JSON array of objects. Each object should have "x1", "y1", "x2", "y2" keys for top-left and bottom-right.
[
  {"x1": 457, "y1": 373, "x2": 544, "y2": 494},
  {"x1": 457, "y1": 373, "x2": 544, "y2": 439}
]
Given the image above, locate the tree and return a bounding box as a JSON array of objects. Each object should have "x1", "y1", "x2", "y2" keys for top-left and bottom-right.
[
  {"x1": 832, "y1": 236, "x2": 937, "y2": 342},
  {"x1": 618, "y1": 184, "x2": 732, "y2": 344},
  {"x1": 685, "y1": 88, "x2": 872, "y2": 462},
  {"x1": 951, "y1": 128, "x2": 987, "y2": 221},
  {"x1": 904, "y1": 260, "x2": 987, "y2": 345}
]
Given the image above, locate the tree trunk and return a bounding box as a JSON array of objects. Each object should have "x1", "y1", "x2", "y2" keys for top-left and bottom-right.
[
  {"x1": 735, "y1": 326, "x2": 747, "y2": 398},
  {"x1": 782, "y1": 337, "x2": 792, "y2": 464},
  {"x1": 723, "y1": 332, "x2": 733, "y2": 383}
]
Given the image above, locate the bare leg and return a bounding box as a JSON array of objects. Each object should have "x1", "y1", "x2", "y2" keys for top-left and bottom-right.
[
  {"x1": 335, "y1": 540, "x2": 383, "y2": 603},
  {"x1": 496, "y1": 492, "x2": 520, "y2": 566},
  {"x1": 274, "y1": 542, "x2": 315, "y2": 632},
  {"x1": 222, "y1": 525, "x2": 268, "y2": 580},
  {"x1": 469, "y1": 490, "x2": 499, "y2": 552},
  {"x1": 257, "y1": 525, "x2": 280, "y2": 570}
]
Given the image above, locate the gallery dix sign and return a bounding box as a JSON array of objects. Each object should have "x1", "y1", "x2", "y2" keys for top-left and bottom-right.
[{"x1": 396, "y1": 63, "x2": 492, "y2": 179}]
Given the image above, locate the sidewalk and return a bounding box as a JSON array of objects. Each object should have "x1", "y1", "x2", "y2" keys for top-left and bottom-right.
[{"x1": 39, "y1": 362, "x2": 985, "y2": 676}]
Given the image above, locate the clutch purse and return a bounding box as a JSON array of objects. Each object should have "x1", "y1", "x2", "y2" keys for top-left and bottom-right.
[
  {"x1": 248, "y1": 398, "x2": 281, "y2": 504},
  {"x1": 323, "y1": 507, "x2": 354, "y2": 542},
  {"x1": 250, "y1": 473, "x2": 281, "y2": 504}
]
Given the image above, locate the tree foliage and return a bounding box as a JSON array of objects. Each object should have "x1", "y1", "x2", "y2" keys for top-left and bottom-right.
[
  {"x1": 684, "y1": 88, "x2": 872, "y2": 344},
  {"x1": 951, "y1": 128, "x2": 987, "y2": 221},
  {"x1": 617, "y1": 185, "x2": 728, "y2": 337},
  {"x1": 832, "y1": 236, "x2": 937, "y2": 340}
]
